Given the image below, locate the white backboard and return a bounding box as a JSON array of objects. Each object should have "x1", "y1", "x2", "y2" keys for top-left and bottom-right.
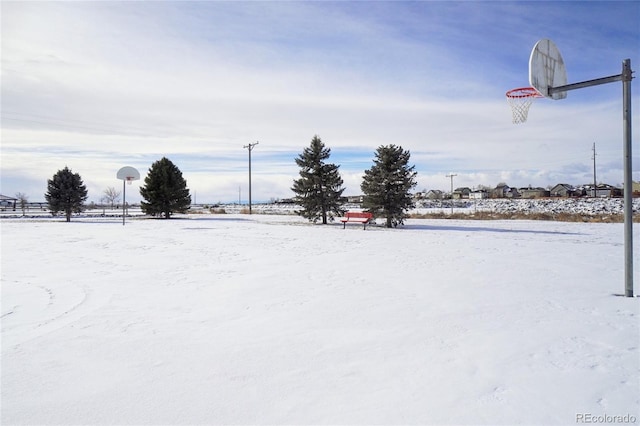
[
  {"x1": 529, "y1": 39, "x2": 568, "y2": 100},
  {"x1": 116, "y1": 166, "x2": 140, "y2": 181}
]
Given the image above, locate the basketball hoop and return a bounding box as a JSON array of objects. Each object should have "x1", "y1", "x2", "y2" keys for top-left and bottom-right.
[
  {"x1": 116, "y1": 166, "x2": 140, "y2": 225},
  {"x1": 506, "y1": 87, "x2": 543, "y2": 124}
]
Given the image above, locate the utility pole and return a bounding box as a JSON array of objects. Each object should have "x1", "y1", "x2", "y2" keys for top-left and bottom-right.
[
  {"x1": 243, "y1": 141, "x2": 259, "y2": 214},
  {"x1": 446, "y1": 173, "x2": 457, "y2": 215},
  {"x1": 592, "y1": 143, "x2": 597, "y2": 197}
]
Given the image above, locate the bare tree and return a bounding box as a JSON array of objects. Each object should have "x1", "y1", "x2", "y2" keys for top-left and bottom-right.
[
  {"x1": 103, "y1": 186, "x2": 121, "y2": 208},
  {"x1": 15, "y1": 192, "x2": 28, "y2": 216}
]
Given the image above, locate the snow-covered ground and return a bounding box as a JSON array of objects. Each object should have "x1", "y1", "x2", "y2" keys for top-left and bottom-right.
[
  {"x1": 414, "y1": 198, "x2": 640, "y2": 217},
  {"x1": 1, "y1": 214, "x2": 639, "y2": 425}
]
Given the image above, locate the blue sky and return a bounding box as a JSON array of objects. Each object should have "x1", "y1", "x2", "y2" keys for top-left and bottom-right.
[{"x1": 2, "y1": 1, "x2": 639, "y2": 203}]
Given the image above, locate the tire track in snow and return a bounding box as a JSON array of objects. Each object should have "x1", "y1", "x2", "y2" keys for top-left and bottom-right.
[{"x1": 2, "y1": 280, "x2": 113, "y2": 348}]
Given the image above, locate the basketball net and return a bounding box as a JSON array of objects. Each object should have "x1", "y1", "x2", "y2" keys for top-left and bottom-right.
[
  {"x1": 506, "y1": 87, "x2": 543, "y2": 124},
  {"x1": 126, "y1": 177, "x2": 134, "y2": 185}
]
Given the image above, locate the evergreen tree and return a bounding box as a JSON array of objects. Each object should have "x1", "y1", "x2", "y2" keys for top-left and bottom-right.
[
  {"x1": 292, "y1": 135, "x2": 345, "y2": 224},
  {"x1": 45, "y1": 166, "x2": 89, "y2": 222},
  {"x1": 140, "y1": 157, "x2": 191, "y2": 218},
  {"x1": 361, "y1": 144, "x2": 417, "y2": 228}
]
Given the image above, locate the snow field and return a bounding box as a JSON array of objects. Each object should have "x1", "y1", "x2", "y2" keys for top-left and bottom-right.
[{"x1": 1, "y1": 215, "x2": 638, "y2": 425}]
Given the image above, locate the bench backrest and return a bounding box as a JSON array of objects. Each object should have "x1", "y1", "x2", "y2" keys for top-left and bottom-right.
[{"x1": 346, "y1": 212, "x2": 373, "y2": 219}]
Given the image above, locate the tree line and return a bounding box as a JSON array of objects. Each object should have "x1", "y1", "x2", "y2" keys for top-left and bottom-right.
[
  {"x1": 44, "y1": 158, "x2": 190, "y2": 222},
  {"x1": 42, "y1": 135, "x2": 417, "y2": 228}
]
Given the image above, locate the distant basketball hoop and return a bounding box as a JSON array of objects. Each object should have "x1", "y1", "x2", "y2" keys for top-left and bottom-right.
[
  {"x1": 505, "y1": 87, "x2": 543, "y2": 124},
  {"x1": 117, "y1": 166, "x2": 140, "y2": 225}
]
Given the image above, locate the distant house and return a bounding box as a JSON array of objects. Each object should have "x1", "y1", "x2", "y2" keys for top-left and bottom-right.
[
  {"x1": 520, "y1": 187, "x2": 550, "y2": 199},
  {"x1": 633, "y1": 181, "x2": 640, "y2": 197},
  {"x1": 452, "y1": 187, "x2": 471, "y2": 199},
  {"x1": 588, "y1": 184, "x2": 622, "y2": 198},
  {"x1": 0, "y1": 194, "x2": 17, "y2": 210},
  {"x1": 576, "y1": 184, "x2": 621, "y2": 198},
  {"x1": 550, "y1": 183, "x2": 575, "y2": 198},
  {"x1": 469, "y1": 189, "x2": 489, "y2": 199},
  {"x1": 425, "y1": 190, "x2": 443, "y2": 200},
  {"x1": 492, "y1": 184, "x2": 508, "y2": 198},
  {"x1": 492, "y1": 184, "x2": 519, "y2": 198}
]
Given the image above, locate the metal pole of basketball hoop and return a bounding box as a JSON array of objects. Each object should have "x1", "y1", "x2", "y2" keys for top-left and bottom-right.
[
  {"x1": 122, "y1": 178, "x2": 135, "y2": 226},
  {"x1": 547, "y1": 60, "x2": 634, "y2": 297},
  {"x1": 123, "y1": 178, "x2": 126, "y2": 226},
  {"x1": 117, "y1": 166, "x2": 140, "y2": 226}
]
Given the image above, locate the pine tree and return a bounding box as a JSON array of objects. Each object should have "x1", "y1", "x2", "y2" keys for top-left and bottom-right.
[
  {"x1": 45, "y1": 166, "x2": 89, "y2": 222},
  {"x1": 361, "y1": 144, "x2": 417, "y2": 228},
  {"x1": 292, "y1": 135, "x2": 346, "y2": 224},
  {"x1": 140, "y1": 157, "x2": 191, "y2": 219}
]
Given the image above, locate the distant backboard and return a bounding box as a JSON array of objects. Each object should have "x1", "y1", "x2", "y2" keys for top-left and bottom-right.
[
  {"x1": 529, "y1": 39, "x2": 568, "y2": 100},
  {"x1": 116, "y1": 166, "x2": 140, "y2": 181}
]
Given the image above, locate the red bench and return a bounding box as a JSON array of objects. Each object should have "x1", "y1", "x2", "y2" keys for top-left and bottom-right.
[{"x1": 340, "y1": 212, "x2": 373, "y2": 229}]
